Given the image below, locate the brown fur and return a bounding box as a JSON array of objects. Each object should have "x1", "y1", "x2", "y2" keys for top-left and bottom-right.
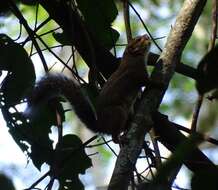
[{"x1": 27, "y1": 35, "x2": 151, "y2": 141}]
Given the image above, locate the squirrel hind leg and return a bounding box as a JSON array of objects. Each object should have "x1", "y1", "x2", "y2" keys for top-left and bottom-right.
[{"x1": 97, "y1": 106, "x2": 128, "y2": 143}]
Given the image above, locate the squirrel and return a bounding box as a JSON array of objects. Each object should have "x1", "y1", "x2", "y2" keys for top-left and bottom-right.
[{"x1": 26, "y1": 35, "x2": 151, "y2": 142}]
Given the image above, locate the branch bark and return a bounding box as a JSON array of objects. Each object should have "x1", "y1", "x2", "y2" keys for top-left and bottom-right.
[
  {"x1": 108, "y1": 0, "x2": 207, "y2": 189},
  {"x1": 148, "y1": 52, "x2": 199, "y2": 80}
]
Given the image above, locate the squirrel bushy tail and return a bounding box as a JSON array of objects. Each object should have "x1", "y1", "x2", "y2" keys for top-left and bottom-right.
[{"x1": 26, "y1": 74, "x2": 97, "y2": 132}]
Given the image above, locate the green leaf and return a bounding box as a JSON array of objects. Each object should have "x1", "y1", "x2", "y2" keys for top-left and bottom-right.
[
  {"x1": 7, "y1": 110, "x2": 55, "y2": 170},
  {"x1": 30, "y1": 143, "x2": 54, "y2": 170},
  {"x1": 59, "y1": 135, "x2": 92, "y2": 177},
  {"x1": 76, "y1": 0, "x2": 119, "y2": 49},
  {"x1": 2, "y1": 101, "x2": 63, "y2": 170},
  {"x1": 0, "y1": 174, "x2": 15, "y2": 190},
  {"x1": 76, "y1": 0, "x2": 117, "y2": 24},
  {"x1": 0, "y1": 34, "x2": 36, "y2": 105},
  {"x1": 58, "y1": 175, "x2": 84, "y2": 190},
  {"x1": 0, "y1": 34, "x2": 34, "y2": 73},
  {"x1": 191, "y1": 168, "x2": 218, "y2": 190},
  {"x1": 151, "y1": 0, "x2": 160, "y2": 6},
  {"x1": 0, "y1": 1, "x2": 19, "y2": 16},
  {"x1": 53, "y1": 32, "x2": 72, "y2": 46},
  {"x1": 0, "y1": 0, "x2": 36, "y2": 16},
  {"x1": 9, "y1": 128, "x2": 29, "y2": 153},
  {"x1": 55, "y1": 135, "x2": 92, "y2": 189}
]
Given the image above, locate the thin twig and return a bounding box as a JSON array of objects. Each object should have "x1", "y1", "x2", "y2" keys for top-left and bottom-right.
[
  {"x1": 8, "y1": 0, "x2": 48, "y2": 72},
  {"x1": 149, "y1": 129, "x2": 162, "y2": 167},
  {"x1": 29, "y1": 2, "x2": 39, "y2": 56},
  {"x1": 102, "y1": 137, "x2": 118, "y2": 156},
  {"x1": 174, "y1": 122, "x2": 218, "y2": 146},
  {"x1": 123, "y1": 0, "x2": 132, "y2": 42},
  {"x1": 128, "y1": 2, "x2": 162, "y2": 52},
  {"x1": 22, "y1": 17, "x2": 52, "y2": 45},
  {"x1": 191, "y1": 94, "x2": 204, "y2": 132},
  {"x1": 24, "y1": 171, "x2": 50, "y2": 190}
]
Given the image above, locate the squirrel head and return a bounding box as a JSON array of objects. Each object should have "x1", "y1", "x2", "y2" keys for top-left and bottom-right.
[{"x1": 125, "y1": 34, "x2": 151, "y2": 56}]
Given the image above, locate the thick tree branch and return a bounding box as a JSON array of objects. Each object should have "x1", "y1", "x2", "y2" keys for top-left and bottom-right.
[
  {"x1": 148, "y1": 52, "x2": 199, "y2": 80},
  {"x1": 153, "y1": 113, "x2": 216, "y2": 172},
  {"x1": 108, "y1": 0, "x2": 207, "y2": 189},
  {"x1": 137, "y1": 113, "x2": 216, "y2": 189}
]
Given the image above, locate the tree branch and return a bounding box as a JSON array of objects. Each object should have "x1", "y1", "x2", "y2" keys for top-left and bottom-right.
[
  {"x1": 38, "y1": 0, "x2": 200, "y2": 84},
  {"x1": 39, "y1": 0, "x2": 119, "y2": 79},
  {"x1": 9, "y1": 0, "x2": 48, "y2": 72},
  {"x1": 137, "y1": 113, "x2": 216, "y2": 189},
  {"x1": 123, "y1": 0, "x2": 132, "y2": 42},
  {"x1": 148, "y1": 52, "x2": 199, "y2": 80},
  {"x1": 153, "y1": 112, "x2": 216, "y2": 172},
  {"x1": 108, "y1": 0, "x2": 207, "y2": 189}
]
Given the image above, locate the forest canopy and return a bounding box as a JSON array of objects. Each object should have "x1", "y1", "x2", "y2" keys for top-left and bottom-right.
[{"x1": 0, "y1": 0, "x2": 218, "y2": 190}]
